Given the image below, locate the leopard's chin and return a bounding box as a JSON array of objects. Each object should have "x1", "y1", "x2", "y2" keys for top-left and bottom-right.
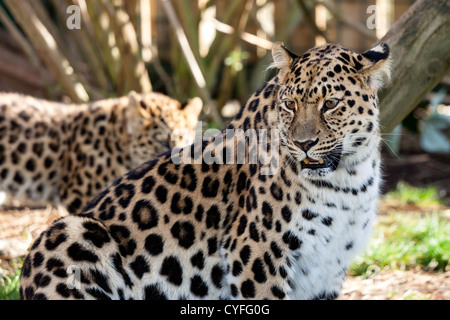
[
  {"x1": 300, "y1": 144, "x2": 343, "y2": 176},
  {"x1": 301, "y1": 167, "x2": 335, "y2": 179}
]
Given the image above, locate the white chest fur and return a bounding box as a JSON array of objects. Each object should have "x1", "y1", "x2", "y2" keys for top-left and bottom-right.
[{"x1": 288, "y1": 155, "x2": 380, "y2": 299}]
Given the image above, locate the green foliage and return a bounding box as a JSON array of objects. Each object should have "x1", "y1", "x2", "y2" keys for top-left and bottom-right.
[
  {"x1": 224, "y1": 50, "x2": 250, "y2": 72},
  {"x1": 350, "y1": 208, "x2": 449, "y2": 276},
  {"x1": 383, "y1": 182, "x2": 443, "y2": 207},
  {"x1": 350, "y1": 183, "x2": 449, "y2": 276},
  {"x1": 0, "y1": 259, "x2": 22, "y2": 300}
]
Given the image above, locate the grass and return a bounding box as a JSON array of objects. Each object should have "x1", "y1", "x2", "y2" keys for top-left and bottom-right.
[
  {"x1": 350, "y1": 182, "x2": 449, "y2": 276},
  {"x1": 349, "y1": 210, "x2": 449, "y2": 276},
  {"x1": 0, "y1": 259, "x2": 22, "y2": 300},
  {"x1": 382, "y1": 182, "x2": 444, "y2": 208}
]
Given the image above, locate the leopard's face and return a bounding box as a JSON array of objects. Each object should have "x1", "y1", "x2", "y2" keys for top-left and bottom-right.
[
  {"x1": 274, "y1": 43, "x2": 390, "y2": 179},
  {"x1": 127, "y1": 92, "x2": 202, "y2": 168}
]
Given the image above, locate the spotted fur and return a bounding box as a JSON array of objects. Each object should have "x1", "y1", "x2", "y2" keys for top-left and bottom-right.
[
  {"x1": 20, "y1": 42, "x2": 390, "y2": 299},
  {"x1": 0, "y1": 91, "x2": 201, "y2": 212}
]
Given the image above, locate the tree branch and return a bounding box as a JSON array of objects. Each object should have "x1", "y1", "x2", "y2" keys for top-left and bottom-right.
[
  {"x1": 161, "y1": 0, "x2": 223, "y2": 126},
  {"x1": 0, "y1": 6, "x2": 55, "y2": 96},
  {"x1": 82, "y1": 0, "x2": 120, "y2": 88},
  {"x1": 101, "y1": 0, "x2": 152, "y2": 94},
  {"x1": 296, "y1": 0, "x2": 328, "y2": 42},
  {"x1": 50, "y1": 0, "x2": 109, "y2": 95},
  {"x1": 4, "y1": 0, "x2": 89, "y2": 102},
  {"x1": 216, "y1": 0, "x2": 253, "y2": 110},
  {"x1": 378, "y1": 0, "x2": 450, "y2": 133},
  {"x1": 212, "y1": 18, "x2": 273, "y2": 50},
  {"x1": 316, "y1": 0, "x2": 377, "y2": 41}
]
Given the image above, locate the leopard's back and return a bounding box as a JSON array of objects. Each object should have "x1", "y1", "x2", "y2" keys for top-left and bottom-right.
[{"x1": 0, "y1": 93, "x2": 71, "y2": 205}]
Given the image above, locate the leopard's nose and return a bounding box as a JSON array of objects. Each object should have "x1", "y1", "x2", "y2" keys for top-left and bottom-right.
[{"x1": 293, "y1": 138, "x2": 318, "y2": 152}]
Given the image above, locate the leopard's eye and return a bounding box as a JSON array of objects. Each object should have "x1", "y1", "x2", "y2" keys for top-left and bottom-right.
[
  {"x1": 284, "y1": 100, "x2": 296, "y2": 110},
  {"x1": 324, "y1": 98, "x2": 340, "y2": 110}
]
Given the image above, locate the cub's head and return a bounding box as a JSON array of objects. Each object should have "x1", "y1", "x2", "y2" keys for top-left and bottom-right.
[
  {"x1": 271, "y1": 42, "x2": 390, "y2": 178},
  {"x1": 126, "y1": 91, "x2": 202, "y2": 168}
]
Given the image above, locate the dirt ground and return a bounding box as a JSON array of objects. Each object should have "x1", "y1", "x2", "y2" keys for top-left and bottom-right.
[
  {"x1": 341, "y1": 269, "x2": 450, "y2": 300},
  {"x1": 0, "y1": 205, "x2": 66, "y2": 259},
  {"x1": 1, "y1": 150, "x2": 449, "y2": 300}
]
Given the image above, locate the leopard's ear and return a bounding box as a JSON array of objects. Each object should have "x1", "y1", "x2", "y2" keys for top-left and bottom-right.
[
  {"x1": 179, "y1": 97, "x2": 202, "y2": 128},
  {"x1": 128, "y1": 90, "x2": 152, "y2": 120},
  {"x1": 360, "y1": 43, "x2": 391, "y2": 91},
  {"x1": 180, "y1": 97, "x2": 202, "y2": 117},
  {"x1": 362, "y1": 43, "x2": 390, "y2": 64},
  {"x1": 270, "y1": 42, "x2": 299, "y2": 71},
  {"x1": 126, "y1": 91, "x2": 153, "y2": 135}
]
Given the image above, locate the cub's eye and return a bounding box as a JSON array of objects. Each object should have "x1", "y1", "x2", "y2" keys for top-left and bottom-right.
[
  {"x1": 284, "y1": 100, "x2": 296, "y2": 110},
  {"x1": 323, "y1": 98, "x2": 340, "y2": 110}
]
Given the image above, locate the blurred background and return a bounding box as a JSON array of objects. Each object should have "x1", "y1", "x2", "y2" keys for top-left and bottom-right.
[
  {"x1": 0, "y1": 0, "x2": 448, "y2": 300},
  {"x1": 0, "y1": 0, "x2": 448, "y2": 197},
  {"x1": 0, "y1": 1, "x2": 421, "y2": 108}
]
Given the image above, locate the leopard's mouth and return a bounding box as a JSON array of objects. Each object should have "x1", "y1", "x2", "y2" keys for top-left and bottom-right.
[{"x1": 301, "y1": 146, "x2": 342, "y2": 171}]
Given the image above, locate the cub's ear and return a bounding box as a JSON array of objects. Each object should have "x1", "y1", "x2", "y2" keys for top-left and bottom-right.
[
  {"x1": 180, "y1": 97, "x2": 202, "y2": 117},
  {"x1": 180, "y1": 97, "x2": 202, "y2": 127},
  {"x1": 360, "y1": 43, "x2": 391, "y2": 91},
  {"x1": 128, "y1": 90, "x2": 152, "y2": 120},
  {"x1": 270, "y1": 42, "x2": 299, "y2": 71}
]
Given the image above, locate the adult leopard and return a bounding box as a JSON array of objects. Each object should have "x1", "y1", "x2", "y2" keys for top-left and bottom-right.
[
  {"x1": 0, "y1": 91, "x2": 201, "y2": 213},
  {"x1": 20, "y1": 42, "x2": 390, "y2": 299}
]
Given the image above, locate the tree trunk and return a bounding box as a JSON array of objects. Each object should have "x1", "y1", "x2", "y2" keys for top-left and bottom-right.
[{"x1": 379, "y1": 0, "x2": 450, "y2": 133}]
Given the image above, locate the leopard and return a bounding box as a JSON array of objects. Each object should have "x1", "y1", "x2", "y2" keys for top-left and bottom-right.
[
  {"x1": 0, "y1": 91, "x2": 202, "y2": 213},
  {"x1": 19, "y1": 41, "x2": 391, "y2": 300}
]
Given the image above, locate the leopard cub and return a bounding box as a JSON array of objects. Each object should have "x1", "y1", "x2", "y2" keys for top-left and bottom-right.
[{"x1": 0, "y1": 91, "x2": 201, "y2": 212}]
